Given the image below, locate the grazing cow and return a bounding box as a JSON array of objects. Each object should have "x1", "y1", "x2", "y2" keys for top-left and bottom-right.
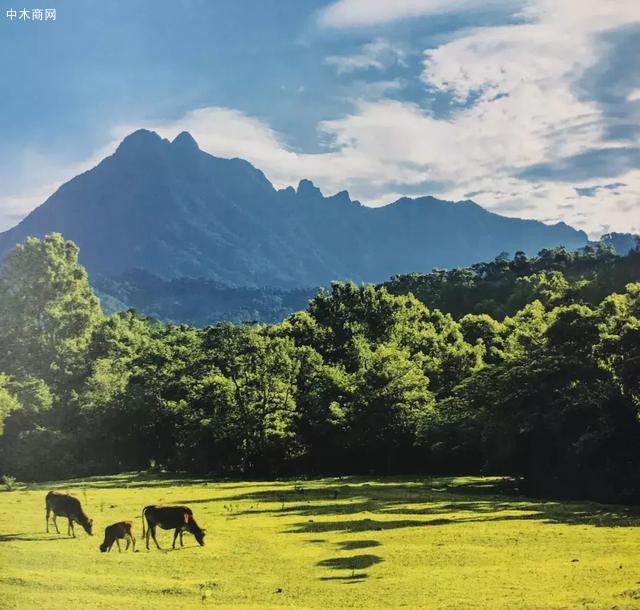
[
  {"x1": 100, "y1": 521, "x2": 136, "y2": 553},
  {"x1": 45, "y1": 491, "x2": 94, "y2": 537},
  {"x1": 141, "y1": 505, "x2": 205, "y2": 550}
]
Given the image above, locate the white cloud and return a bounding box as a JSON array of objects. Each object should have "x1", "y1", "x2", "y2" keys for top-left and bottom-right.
[
  {"x1": 0, "y1": 138, "x2": 123, "y2": 232},
  {"x1": 318, "y1": 0, "x2": 509, "y2": 29},
  {"x1": 2, "y1": 0, "x2": 639, "y2": 239},
  {"x1": 151, "y1": 0, "x2": 639, "y2": 239},
  {"x1": 326, "y1": 39, "x2": 407, "y2": 74},
  {"x1": 137, "y1": 106, "x2": 409, "y2": 200},
  {"x1": 351, "y1": 79, "x2": 405, "y2": 100},
  {"x1": 409, "y1": 0, "x2": 640, "y2": 235},
  {"x1": 134, "y1": 96, "x2": 639, "y2": 237}
]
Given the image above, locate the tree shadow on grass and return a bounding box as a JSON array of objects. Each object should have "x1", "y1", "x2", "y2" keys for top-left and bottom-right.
[
  {"x1": 317, "y1": 554, "x2": 383, "y2": 570},
  {"x1": 229, "y1": 501, "x2": 375, "y2": 517},
  {"x1": 317, "y1": 554, "x2": 383, "y2": 584},
  {"x1": 159, "y1": 544, "x2": 204, "y2": 553},
  {"x1": 201, "y1": 477, "x2": 518, "y2": 510},
  {"x1": 29, "y1": 472, "x2": 217, "y2": 490},
  {"x1": 288, "y1": 507, "x2": 640, "y2": 536},
  {"x1": 292, "y1": 518, "x2": 429, "y2": 534},
  {"x1": 0, "y1": 533, "x2": 73, "y2": 543},
  {"x1": 23, "y1": 474, "x2": 640, "y2": 531},
  {"x1": 319, "y1": 573, "x2": 368, "y2": 582},
  {"x1": 337, "y1": 539, "x2": 381, "y2": 550},
  {"x1": 204, "y1": 477, "x2": 640, "y2": 530}
]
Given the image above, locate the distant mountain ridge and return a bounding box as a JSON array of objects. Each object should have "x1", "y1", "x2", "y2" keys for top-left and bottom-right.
[
  {"x1": 93, "y1": 269, "x2": 316, "y2": 326},
  {"x1": 600, "y1": 233, "x2": 640, "y2": 255},
  {"x1": 0, "y1": 129, "x2": 589, "y2": 287}
]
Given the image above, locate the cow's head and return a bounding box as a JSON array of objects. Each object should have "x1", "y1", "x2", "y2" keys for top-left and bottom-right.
[
  {"x1": 81, "y1": 517, "x2": 94, "y2": 536},
  {"x1": 99, "y1": 541, "x2": 109, "y2": 552},
  {"x1": 189, "y1": 520, "x2": 206, "y2": 546}
]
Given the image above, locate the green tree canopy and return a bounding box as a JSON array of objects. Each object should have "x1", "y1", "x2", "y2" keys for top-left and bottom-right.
[{"x1": 0, "y1": 233, "x2": 103, "y2": 395}]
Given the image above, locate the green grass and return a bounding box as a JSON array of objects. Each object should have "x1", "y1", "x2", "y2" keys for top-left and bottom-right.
[{"x1": 1, "y1": 474, "x2": 640, "y2": 609}]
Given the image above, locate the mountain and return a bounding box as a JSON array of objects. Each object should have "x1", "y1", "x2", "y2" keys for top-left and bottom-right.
[
  {"x1": 0, "y1": 129, "x2": 588, "y2": 288},
  {"x1": 601, "y1": 232, "x2": 639, "y2": 255}
]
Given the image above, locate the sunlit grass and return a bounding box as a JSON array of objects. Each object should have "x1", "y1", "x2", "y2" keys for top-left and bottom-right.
[{"x1": 1, "y1": 474, "x2": 639, "y2": 608}]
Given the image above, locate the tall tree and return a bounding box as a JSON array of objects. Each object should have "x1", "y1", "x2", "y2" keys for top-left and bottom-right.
[
  {"x1": 0, "y1": 374, "x2": 20, "y2": 436},
  {"x1": 0, "y1": 233, "x2": 103, "y2": 395}
]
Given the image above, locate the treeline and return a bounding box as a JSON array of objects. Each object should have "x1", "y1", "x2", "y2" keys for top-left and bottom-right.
[
  {"x1": 0, "y1": 234, "x2": 639, "y2": 503},
  {"x1": 385, "y1": 239, "x2": 640, "y2": 319}
]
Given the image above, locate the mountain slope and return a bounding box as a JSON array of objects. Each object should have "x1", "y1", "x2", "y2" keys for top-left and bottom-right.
[
  {"x1": 93, "y1": 269, "x2": 316, "y2": 325},
  {"x1": 601, "y1": 232, "x2": 639, "y2": 255},
  {"x1": 0, "y1": 129, "x2": 588, "y2": 287}
]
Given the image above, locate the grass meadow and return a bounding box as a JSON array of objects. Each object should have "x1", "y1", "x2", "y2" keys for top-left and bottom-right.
[{"x1": 1, "y1": 474, "x2": 639, "y2": 609}]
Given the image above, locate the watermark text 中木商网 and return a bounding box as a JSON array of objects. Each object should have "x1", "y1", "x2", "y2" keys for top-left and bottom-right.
[{"x1": 6, "y1": 8, "x2": 56, "y2": 21}]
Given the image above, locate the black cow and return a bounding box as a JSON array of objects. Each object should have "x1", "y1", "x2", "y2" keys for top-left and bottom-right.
[
  {"x1": 100, "y1": 520, "x2": 136, "y2": 553},
  {"x1": 45, "y1": 491, "x2": 94, "y2": 537},
  {"x1": 141, "y1": 505, "x2": 205, "y2": 550}
]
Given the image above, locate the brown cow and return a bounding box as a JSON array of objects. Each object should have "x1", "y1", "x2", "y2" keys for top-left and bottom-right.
[
  {"x1": 99, "y1": 521, "x2": 135, "y2": 553},
  {"x1": 45, "y1": 491, "x2": 93, "y2": 537},
  {"x1": 141, "y1": 505, "x2": 205, "y2": 550}
]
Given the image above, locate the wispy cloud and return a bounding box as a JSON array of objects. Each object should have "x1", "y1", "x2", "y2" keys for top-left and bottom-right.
[
  {"x1": 0, "y1": 137, "x2": 124, "y2": 232},
  {"x1": 573, "y1": 182, "x2": 626, "y2": 197},
  {"x1": 326, "y1": 39, "x2": 407, "y2": 74},
  {"x1": 317, "y1": 0, "x2": 509, "y2": 29},
  {"x1": 2, "y1": 0, "x2": 639, "y2": 239}
]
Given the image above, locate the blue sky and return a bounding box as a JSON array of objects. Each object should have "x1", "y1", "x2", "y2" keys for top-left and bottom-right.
[{"x1": 0, "y1": 0, "x2": 638, "y2": 237}]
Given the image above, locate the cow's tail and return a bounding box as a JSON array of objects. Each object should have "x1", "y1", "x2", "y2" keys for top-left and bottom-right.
[{"x1": 141, "y1": 506, "x2": 147, "y2": 539}]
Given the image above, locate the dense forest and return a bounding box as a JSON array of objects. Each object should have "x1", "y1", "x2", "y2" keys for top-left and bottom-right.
[
  {"x1": 94, "y1": 270, "x2": 316, "y2": 325},
  {"x1": 385, "y1": 240, "x2": 640, "y2": 319},
  {"x1": 1, "y1": 233, "x2": 639, "y2": 503},
  {"x1": 90, "y1": 232, "x2": 637, "y2": 327}
]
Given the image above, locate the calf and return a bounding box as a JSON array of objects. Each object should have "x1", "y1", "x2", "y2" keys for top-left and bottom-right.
[
  {"x1": 100, "y1": 521, "x2": 135, "y2": 553},
  {"x1": 142, "y1": 505, "x2": 205, "y2": 550},
  {"x1": 45, "y1": 491, "x2": 93, "y2": 537}
]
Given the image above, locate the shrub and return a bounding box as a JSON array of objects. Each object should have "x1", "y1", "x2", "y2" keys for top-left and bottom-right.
[{"x1": 2, "y1": 474, "x2": 17, "y2": 491}]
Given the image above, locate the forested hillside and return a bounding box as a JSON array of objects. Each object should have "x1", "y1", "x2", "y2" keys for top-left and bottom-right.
[
  {"x1": 93, "y1": 270, "x2": 316, "y2": 325},
  {"x1": 385, "y1": 239, "x2": 640, "y2": 319},
  {"x1": 93, "y1": 239, "x2": 639, "y2": 326},
  {"x1": 1, "y1": 234, "x2": 639, "y2": 503}
]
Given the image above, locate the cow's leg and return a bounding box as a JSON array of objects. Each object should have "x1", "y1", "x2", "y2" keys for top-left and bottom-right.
[
  {"x1": 68, "y1": 518, "x2": 75, "y2": 538},
  {"x1": 150, "y1": 525, "x2": 161, "y2": 550},
  {"x1": 52, "y1": 514, "x2": 60, "y2": 534},
  {"x1": 46, "y1": 507, "x2": 50, "y2": 533},
  {"x1": 129, "y1": 533, "x2": 136, "y2": 552},
  {"x1": 116, "y1": 539, "x2": 121, "y2": 552},
  {"x1": 172, "y1": 528, "x2": 180, "y2": 549},
  {"x1": 180, "y1": 530, "x2": 184, "y2": 547}
]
